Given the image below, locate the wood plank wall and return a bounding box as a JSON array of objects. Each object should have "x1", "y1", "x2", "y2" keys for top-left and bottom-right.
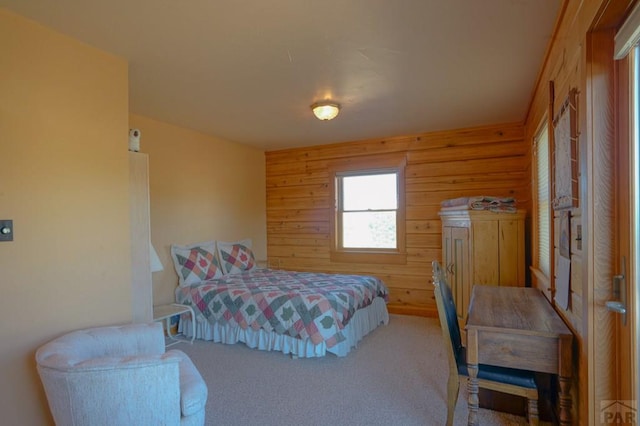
[{"x1": 266, "y1": 123, "x2": 531, "y2": 317}]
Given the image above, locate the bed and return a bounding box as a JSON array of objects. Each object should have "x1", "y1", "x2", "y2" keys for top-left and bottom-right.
[{"x1": 173, "y1": 267, "x2": 390, "y2": 358}]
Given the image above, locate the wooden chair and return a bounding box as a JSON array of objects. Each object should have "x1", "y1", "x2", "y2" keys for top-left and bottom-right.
[{"x1": 431, "y1": 260, "x2": 539, "y2": 426}]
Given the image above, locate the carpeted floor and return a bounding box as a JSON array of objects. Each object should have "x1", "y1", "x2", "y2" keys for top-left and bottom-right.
[{"x1": 177, "y1": 314, "x2": 543, "y2": 426}]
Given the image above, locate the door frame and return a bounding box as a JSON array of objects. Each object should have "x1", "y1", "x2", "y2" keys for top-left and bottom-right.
[
  {"x1": 584, "y1": 26, "x2": 619, "y2": 424},
  {"x1": 616, "y1": 42, "x2": 638, "y2": 413},
  {"x1": 585, "y1": 4, "x2": 638, "y2": 421}
]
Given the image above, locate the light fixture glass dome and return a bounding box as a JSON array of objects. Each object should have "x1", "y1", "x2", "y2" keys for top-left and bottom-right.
[{"x1": 311, "y1": 102, "x2": 340, "y2": 120}]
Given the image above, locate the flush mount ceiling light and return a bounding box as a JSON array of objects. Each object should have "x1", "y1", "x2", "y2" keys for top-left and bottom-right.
[{"x1": 311, "y1": 101, "x2": 340, "y2": 121}]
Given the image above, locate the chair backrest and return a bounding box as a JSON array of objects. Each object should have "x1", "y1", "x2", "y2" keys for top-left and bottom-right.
[
  {"x1": 36, "y1": 322, "x2": 166, "y2": 369},
  {"x1": 432, "y1": 260, "x2": 464, "y2": 372}
]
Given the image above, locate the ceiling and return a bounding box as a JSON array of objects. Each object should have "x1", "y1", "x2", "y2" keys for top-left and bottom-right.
[{"x1": 2, "y1": 0, "x2": 561, "y2": 151}]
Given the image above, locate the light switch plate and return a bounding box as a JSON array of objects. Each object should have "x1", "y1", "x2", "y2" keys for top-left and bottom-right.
[{"x1": 0, "y1": 220, "x2": 13, "y2": 241}]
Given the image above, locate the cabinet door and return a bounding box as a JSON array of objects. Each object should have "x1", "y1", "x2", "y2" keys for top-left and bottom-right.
[
  {"x1": 443, "y1": 226, "x2": 470, "y2": 321},
  {"x1": 471, "y1": 220, "x2": 500, "y2": 285},
  {"x1": 442, "y1": 226, "x2": 454, "y2": 286}
]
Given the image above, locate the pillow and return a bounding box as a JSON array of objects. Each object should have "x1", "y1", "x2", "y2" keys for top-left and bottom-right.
[
  {"x1": 170, "y1": 240, "x2": 224, "y2": 286},
  {"x1": 217, "y1": 238, "x2": 257, "y2": 275}
]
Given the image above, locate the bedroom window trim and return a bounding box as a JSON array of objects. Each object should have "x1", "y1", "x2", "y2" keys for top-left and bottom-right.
[{"x1": 329, "y1": 153, "x2": 407, "y2": 264}]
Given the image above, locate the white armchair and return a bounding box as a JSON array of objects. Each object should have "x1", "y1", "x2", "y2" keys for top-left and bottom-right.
[{"x1": 36, "y1": 322, "x2": 207, "y2": 426}]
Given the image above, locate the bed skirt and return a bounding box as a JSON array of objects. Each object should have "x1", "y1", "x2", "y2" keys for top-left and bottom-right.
[{"x1": 177, "y1": 297, "x2": 389, "y2": 358}]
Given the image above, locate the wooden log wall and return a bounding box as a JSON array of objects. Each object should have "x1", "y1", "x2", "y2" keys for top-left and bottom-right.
[{"x1": 266, "y1": 122, "x2": 531, "y2": 317}]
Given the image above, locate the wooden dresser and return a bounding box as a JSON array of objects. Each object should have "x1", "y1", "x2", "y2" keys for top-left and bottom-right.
[{"x1": 439, "y1": 209, "x2": 526, "y2": 324}]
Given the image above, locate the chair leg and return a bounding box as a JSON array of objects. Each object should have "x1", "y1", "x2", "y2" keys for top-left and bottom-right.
[
  {"x1": 446, "y1": 373, "x2": 460, "y2": 426},
  {"x1": 527, "y1": 397, "x2": 539, "y2": 426}
]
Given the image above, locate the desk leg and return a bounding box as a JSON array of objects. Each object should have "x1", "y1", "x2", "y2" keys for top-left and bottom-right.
[
  {"x1": 558, "y1": 375, "x2": 572, "y2": 425},
  {"x1": 467, "y1": 364, "x2": 480, "y2": 425},
  {"x1": 558, "y1": 335, "x2": 572, "y2": 425},
  {"x1": 466, "y1": 329, "x2": 479, "y2": 426}
]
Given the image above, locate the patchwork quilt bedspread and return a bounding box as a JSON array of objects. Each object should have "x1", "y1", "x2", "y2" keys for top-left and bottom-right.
[{"x1": 175, "y1": 268, "x2": 389, "y2": 348}]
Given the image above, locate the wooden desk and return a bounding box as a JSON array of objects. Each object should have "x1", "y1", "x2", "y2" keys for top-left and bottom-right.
[{"x1": 465, "y1": 286, "x2": 573, "y2": 425}]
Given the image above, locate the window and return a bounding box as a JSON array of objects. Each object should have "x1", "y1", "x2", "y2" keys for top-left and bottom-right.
[
  {"x1": 338, "y1": 172, "x2": 398, "y2": 249},
  {"x1": 534, "y1": 121, "x2": 551, "y2": 279},
  {"x1": 329, "y1": 154, "x2": 406, "y2": 264}
]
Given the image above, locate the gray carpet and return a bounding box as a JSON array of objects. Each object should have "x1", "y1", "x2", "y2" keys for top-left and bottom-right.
[{"x1": 177, "y1": 314, "x2": 536, "y2": 426}]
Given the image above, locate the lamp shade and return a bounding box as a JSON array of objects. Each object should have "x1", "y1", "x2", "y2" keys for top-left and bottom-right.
[
  {"x1": 150, "y1": 243, "x2": 164, "y2": 273},
  {"x1": 311, "y1": 102, "x2": 340, "y2": 120}
]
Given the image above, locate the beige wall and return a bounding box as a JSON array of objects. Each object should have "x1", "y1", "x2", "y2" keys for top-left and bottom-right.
[
  {"x1": 128, "y1": 114, "x2": 266, "y2": 306},
  {"x1": 0, "y1": 10, "x2": 131, "y2": 425},
  {"x1": 0, "y1": 11, "x2": 267, "y2": 423}
]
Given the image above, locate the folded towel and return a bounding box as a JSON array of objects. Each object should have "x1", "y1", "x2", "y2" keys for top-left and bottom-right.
[
  {"x1": 469, "y1": 196, "x2": 515, "y2": 210},
  {"x1": 441, "y1": 196, "x2": 516, "y2": 213},
  {"x1": 440, "y1": 197, "x2": 472, "y2": 208}
]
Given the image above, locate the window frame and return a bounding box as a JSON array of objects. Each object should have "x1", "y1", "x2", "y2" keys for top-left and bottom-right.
[{"x1": 329, "y1": 153, "x2": 407, "y2": 264}]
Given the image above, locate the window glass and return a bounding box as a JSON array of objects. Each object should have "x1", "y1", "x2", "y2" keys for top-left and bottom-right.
[
  {"x1": 342, "y1": 174, "x2": 397, "y2": 210},
  {"x1": 342, "y1": 211, "x2": 396, "y2": 248},
  {"x1": 535, "y1": 122, "x2": 551, "y2": 277}
]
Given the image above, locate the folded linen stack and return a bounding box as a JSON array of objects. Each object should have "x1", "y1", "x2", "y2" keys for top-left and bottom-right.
[{"x1": 440, "y1": 196, "x2": 517, "y2": 213}]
